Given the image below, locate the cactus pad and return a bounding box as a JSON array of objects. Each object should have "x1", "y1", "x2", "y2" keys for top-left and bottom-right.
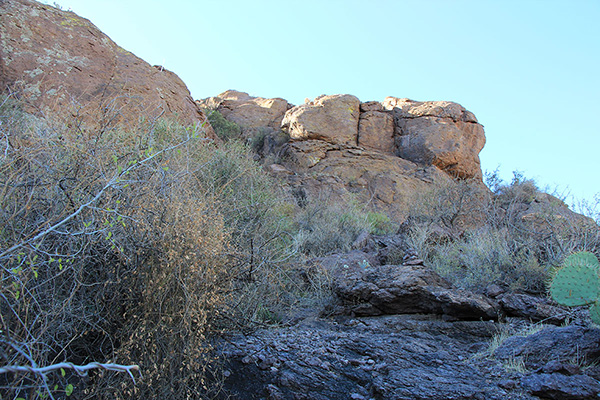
[
  {"x1": 550, "y1": 264, "x2": 600, "y2": 306},
  {"x1": 590, "y1": 302, "x2": 600, "y2": 325},
  {"x1": 563, "y1": 251, "x2": 600, "y2": 273}
]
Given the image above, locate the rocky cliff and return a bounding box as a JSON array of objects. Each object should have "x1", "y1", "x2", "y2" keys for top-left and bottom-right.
[
  {"x1": 199, "y1": 90, "x2": 486, "y2": 221},
  {"x1": 0, "y1": 0, "x2": 212, "y2": 134}
]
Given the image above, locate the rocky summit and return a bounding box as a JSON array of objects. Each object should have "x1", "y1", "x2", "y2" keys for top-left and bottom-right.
[{"x1": 2, "y1": 1, "x2": 600, "y2": 400}]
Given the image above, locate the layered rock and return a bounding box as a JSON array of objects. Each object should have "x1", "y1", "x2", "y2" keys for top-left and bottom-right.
[
  {"x1": 0, "y1": 0, "x2": 212, "y2": 134},
  {"x1": 280, "y1": 140, "x2": 451, "y2": 221},
  {"x1": 310, "y1": 251, "x2": 499, "y2": 319}
]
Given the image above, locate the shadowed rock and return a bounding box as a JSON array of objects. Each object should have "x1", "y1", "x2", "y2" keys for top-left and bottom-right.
[{"x1": 311, "y1": 251, "x2": 500, "y2": 320}]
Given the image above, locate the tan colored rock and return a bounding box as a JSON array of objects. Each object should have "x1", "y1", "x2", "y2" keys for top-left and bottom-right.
[
  {"x1": 282, "y1": 94, "x2": 360, "y2": 145},
  {"x1": 396, "y1": 117, "x2": 486, "y2": 179},
  {"x1": 282, "y1": 140, "x2": 451, "y2": 221},
  {"x1": 197, "y1": 90, "x2": 289, "y2": 132},
  {"x1": 383, "y1": 97, "x2": 485, "y2": 179},
  {"x1": 358, "y1": 111, "x2": 395, "y2": 154},
  {"x1": 382, "y1": 97, "x2": 478, "y2": 123},
  {"x1": 0, "y1": 0, "x2": 212, "y2": 135}
]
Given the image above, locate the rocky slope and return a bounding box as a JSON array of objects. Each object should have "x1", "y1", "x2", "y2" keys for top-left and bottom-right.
[
  {"x1": 216, "y1": 246, "x2": 600, "y2": 400},
  {"x1": 2, "y1": 2, "x2": 599, "y2": 399},
  {"x1": 199, "y1": 90, "x2": 488, "y2": 221},
  {"x1": 0, "y1": 0, "x2": 213, "y2": 135}
]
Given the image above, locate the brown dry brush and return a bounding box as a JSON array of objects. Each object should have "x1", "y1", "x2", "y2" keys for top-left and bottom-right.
[{"x1": 0, "y1": 95, "x2": 254, "y2": 399}]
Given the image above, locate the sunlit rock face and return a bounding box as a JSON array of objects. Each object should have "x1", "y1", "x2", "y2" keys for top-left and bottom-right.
[
  {"x1": 201, "y1": 90, "x2": 487, "y2": 222},
  {"x1": 382, "y1": 97, "x2": 486, "y2": 180},
  {"x1": 0, "y1": 0, "x2": 212, "y2": 134}
]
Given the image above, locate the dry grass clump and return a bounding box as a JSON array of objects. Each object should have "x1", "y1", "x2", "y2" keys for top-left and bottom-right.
[
  {"x1": 0, "y1": 94, "x2": 303, "y2": 398},
  {"x1": 293, "y1": 195, "x2": 395, "y2": 257},
  {"x1": 407, "y1": 173, "x2": 600, "y2": 293}
]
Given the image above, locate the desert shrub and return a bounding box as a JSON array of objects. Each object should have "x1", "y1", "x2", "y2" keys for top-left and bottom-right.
[
  {"x1": 294, "y1": 196, "x2": 395, "y2": 257},
  {"x1": 0, "y1": 97, "x2": 234, "y2": 398},
  {"x1": 0, "y1": 94, "x2": 306, "y2": 398},
  {"x1": 408, "y1": 177, "x2": 489, "y2": 238},
  {"x1": 205, "y1": 108, "x2": 241, "y2": 141},
  {"x1": 189, "y1": 139, "x2": 306, "y2": 325},
  {"x1": 406, "y1": 172, "x2": 599, "y2": 293},
  {"x1": 418, "y1": 227, "x2": 545, "y2": 292}
]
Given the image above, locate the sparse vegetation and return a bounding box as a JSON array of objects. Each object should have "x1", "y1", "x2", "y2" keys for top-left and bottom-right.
[
  {"x1": 406, "y1": 171, "x2": 600, "y2": 293},
  {"x1": 293, "y1": 195, "x2": 395, "y2": 257},
  {"x1": 205, "y1": 108, "x2": 241, "y2": 141},
  {"x1": 0, "y1": 94, "x2": 315, "y2": 399}
]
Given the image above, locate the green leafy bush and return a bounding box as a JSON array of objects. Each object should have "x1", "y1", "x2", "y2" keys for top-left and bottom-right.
[{"x1": 205, "y1": 108, "x2": 241, "y2": 141}]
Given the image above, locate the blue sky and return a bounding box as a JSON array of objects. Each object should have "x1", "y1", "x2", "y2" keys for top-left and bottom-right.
[{"x1": 44, "y1": 0, "x2": 600, "y2": 206}]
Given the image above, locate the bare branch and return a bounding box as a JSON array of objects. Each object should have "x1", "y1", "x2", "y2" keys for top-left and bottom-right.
[{"x1": 0, "y1": 361, "x2": 142, "y2": 384}]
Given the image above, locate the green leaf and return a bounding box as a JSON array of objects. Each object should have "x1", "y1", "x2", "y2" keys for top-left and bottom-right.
[
  {"x1": 61, "y1": 367, "x2": 66, "y2": 377},
  {"x1": 65, "y1": 384, "x2": 74, "y2": 396},
  {"x1": 54, "y1": 384, "x2": 58, "y2": 391}
]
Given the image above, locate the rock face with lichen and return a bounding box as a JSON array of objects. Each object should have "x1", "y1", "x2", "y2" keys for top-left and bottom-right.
[{"x1": 0, "y1": 0, "x2": 212, "y2": 134}]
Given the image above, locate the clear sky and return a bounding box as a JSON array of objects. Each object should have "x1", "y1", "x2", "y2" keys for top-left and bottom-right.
[{"x1": 42, "y1": 0, "x2": 600, "y2": 207}]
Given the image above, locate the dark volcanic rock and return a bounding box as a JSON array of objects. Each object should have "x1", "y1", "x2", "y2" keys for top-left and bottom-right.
[
  {"x1": 498, "y1": 293, "x2": 568, "y2": 324},
  {"x1": 520, "y1": 373, "x2": 600, "y2": 400},
  {"x1": 493, "y1": 324, "x2": 600, "y2": 371},
  {"x1": 311, "y1": 252, "x2": 500, "y2": 320},
  {"x1": 218, "y1": 315, "x2": 536, "y2": 400}
]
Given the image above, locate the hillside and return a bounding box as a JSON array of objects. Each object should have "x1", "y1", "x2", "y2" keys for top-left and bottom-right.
[{"x1": 1, "y1": 1, "x2": 600, "y2": 399}]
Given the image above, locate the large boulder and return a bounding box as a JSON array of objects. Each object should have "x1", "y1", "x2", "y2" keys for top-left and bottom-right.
[
  {"x1": 0, "y1": 0, "x2": 212, "y2": 134},
  {"x1": 383, "y1": 97, "x2": 486, "y2": 179},
  {"x1": 197, "y1": 90, "x2": 290, "y2": 133},
  {"x1": 282, "y1": 94, "x2": 360, "y2": 145}
]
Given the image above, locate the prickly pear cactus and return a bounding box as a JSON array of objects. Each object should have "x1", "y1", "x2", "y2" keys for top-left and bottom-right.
[
  {"x1": 563, "y1": 251, "x2": 600, "y2": 272},
  {"x1": 550, "y1": 251, "x2": 600, "y2": 324}
]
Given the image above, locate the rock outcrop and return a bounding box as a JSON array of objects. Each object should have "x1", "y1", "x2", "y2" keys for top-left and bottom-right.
[
  {"x1": 382, "y1": 97, "x2": 486, "y2": 179},
  {"x1": 311, "y1": 251, "x2": 499, "y2": 319},
  {"x1": 197, "y1": 90, "x2": 290, "y2": 134},
  {"x1": 200, "y1": 90, "x2": 487, "y2": 221},
  {"x1": 0, "y1": 0, "x2": 212, "y2": 134},
  {"x1": 282, "y1": 94, "x2": 361, "y2": 145},
  {"x1": 218, "y1": 313, "x2": 600, "y2": 400}
]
